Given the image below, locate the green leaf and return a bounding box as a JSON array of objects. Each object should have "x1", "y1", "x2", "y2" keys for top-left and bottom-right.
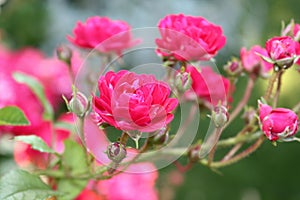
[
  {"x1": 57, "y1": 179, "x2": 87, "y2": 200},
  {"x1": 0, "y1": 106, "x2": 30, "y2": 126},
  {"x1": 0, "y1": 169, "x2": 61, "y2": 200},
  {"x1": 57, "y1": 140, "x2": 88, "y2": 200},
  {"x1": 14, "y1": 135, "x2": 55, "y2": 153},
  {"x1": 13, "y1": 72, "x2": 54, "y2": 120}
]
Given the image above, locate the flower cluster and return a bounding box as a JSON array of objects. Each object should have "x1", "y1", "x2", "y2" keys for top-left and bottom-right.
[{"x1": 0, "y1": 13, "x2": 299, "y2": 200}]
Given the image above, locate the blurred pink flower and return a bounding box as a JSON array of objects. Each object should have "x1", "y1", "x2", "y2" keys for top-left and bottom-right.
[
  {"x1": 67, "y1": 16, "x2": 140, "y2": 55},
  {"x1": 156, "y1": 14, "x2": 226, "y2": 61},
  {"x1": 93, "y1": 70, "x2": 178, "y2": 132},
  {"x1": 259, "y1": 102, "x2": 299, "y2": 141},
  {"x1": 76, "y1": 163, "x2": 158, "y2": 200},
  {"x1": 14, "y1": 114, "x2": 73, "y2": 168},
  {"x1": 240, "y1": 45, "x2": 273, "y2": 78},
  {"x1": 11, "y1": 47, "x2": 81, "y2": 107},
  {"x1": 185, "y1": 66, "x2": 231, "y2": 106}
]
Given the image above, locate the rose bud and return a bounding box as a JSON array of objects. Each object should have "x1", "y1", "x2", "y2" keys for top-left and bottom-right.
[
  {"x1": 152, "y1": 127, "x2": 169, "y2": 145},
  {"x1": 188, "y1": 144, "x2": 201, "y2": 162},
  {"x1": 56, "y1": 45, "x2": 73, "y2": 65},
  {"x1": 175, "y1": 71, "x2": 192, "y2": 93},
  {"x1": 223, "y1": 58, "x2": 243, "y2": 77},
  {"x1": 64, "y1": 90, "x2": 90, "y2": 117},
  {"x1": 107, "y1": 142, "x2": 127, "y2": 163},
  {"x1": 265, "y1": 36, "x2": 300, "y2": 70},
  {"x1": 258, "y1": 101, "x2": 299, "y2": 141},
  {"x1": 211, "y1": 105, "x2": 229, "y2": 128},
  {"x1": 242, "y1": 107, "x2": 256, "y2": 124}
]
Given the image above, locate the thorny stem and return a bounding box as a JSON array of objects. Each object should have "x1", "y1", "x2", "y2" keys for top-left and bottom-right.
[
  {"x1": 207, "y1": 128, "x2": 223, "y2": 165},
  {"x1": 201, "y1": 135, "x2": 265, "y2": 168},
  {"x1": 264, "y1": 69, "x2": 281, "y2": 102},
  {"x1": 225, "y1": 77, "x2": 255, "y2": 128},
  {"x1": 272, "y1": 70, "x2": 284, "y2": 108}
]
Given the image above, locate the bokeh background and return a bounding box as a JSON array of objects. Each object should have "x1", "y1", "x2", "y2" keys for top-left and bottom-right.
[{"x1": 1, "y1": 0, "x2": 300, "y2": 199}]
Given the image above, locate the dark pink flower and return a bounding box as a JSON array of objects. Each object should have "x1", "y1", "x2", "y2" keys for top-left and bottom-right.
[
  {"x1": 240, "y1": 45, "x2": 273, "y2": 78},
  {"x1": 259, "y1": 102, "x2": 299, "y2": 141},
  {"x1": 67, "y1": 16, "x2": 140, "y2": 55},
  {"x1": 156, "y1": 14, "x2": 226, "y2": 61},
  {"x1": 185, "y1": 66, "x2": 231, "y2": 106},
  {"x1": 266, "y1": 36, "x2": 300, "y2": 68},
  {"x1": 93, "y1": 70, "x2": 178, "y2": 132}
]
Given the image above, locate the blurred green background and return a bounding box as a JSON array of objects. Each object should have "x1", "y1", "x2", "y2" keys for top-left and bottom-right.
[{"x1": 1, "y1": 0, "x2": 300, "y2": 199}]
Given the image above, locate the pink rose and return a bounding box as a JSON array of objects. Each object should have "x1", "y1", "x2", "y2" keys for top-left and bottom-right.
[
  {"x1": 240, "y1": 45, "x2": 273, "y2": 78},
  {"x1": 259, "y1": 102, "x2": 299, "y2": 141},
  {"x1": 93, "y1": 70, "x2": 178, "y2": 132},
  {"x1": 155, "y1": 14, "x2": 226, "y2": 61},
  {"x1": 266, "y1": 36, "x2": 300, "y2": 68},
  {"x1": 185, "y1": 66, "x2": 231, "y2": 106},
  {"x1": 76, "y1": 163, "x2": 158, "y2": 200},
  {"x1": 67, "y1": 16, "x2": 140, "y2": 55}
]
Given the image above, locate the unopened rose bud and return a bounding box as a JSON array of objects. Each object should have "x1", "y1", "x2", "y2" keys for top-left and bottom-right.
[
  {"x1": 224, "y1": 58, "x2": 242, "y2": 76},
  {"x1": 258, "y1": 101, "x2": 299, "y2": 141},
  {"x1": 242, "y1": 107, "x2": 256, "y2": 124},
  {"x1": 56, "y1": 45, "x2": 72, "y2": 65},
  {"x1": 107, "y1": 142, "x2": 127, "y2": 163},
  {"x1": 152, "y1": 127, "x2": 169, "y2": 145},
  {"x1": 188, "y1": 144, "x2": 201, "y2": 162},
  {"x1": 211, "y1": 105, "x2": 229, "y2": 128},
  {"x1": 64, "y1": 90, "x2": 89, "y2": 117},
  {"x1": 265, "y1": 36, "x2": 300, "y2": 70},
  {"x1": 175, "y1": 72, "x2": 192, "y2": 93}
]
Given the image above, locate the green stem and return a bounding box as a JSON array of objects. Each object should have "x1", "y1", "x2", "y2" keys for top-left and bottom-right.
[{"x1": 78, "y1": 116, "x2": 86, "y2": 147}]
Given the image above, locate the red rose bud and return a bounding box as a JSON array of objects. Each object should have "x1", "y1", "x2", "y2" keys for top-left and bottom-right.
[
  {"x1": 259, "y1": 101, "x2": 299, "y2": 141},
  {"x1": 175, "y1": 71, "x2": 192, "y2": 93},
  {"x1": 223, "y1": 58, "x2": 243, "y2": 76},
  {"x1": 56, "y1": 45, "x2": 72, "y2": 65},
  {"x1": 188, "y1": 144, "x2": 201, "y2": 162},
  {"x1": 265, "y1": 36, "x2": 300, "y2": 69},
  {"x1": 211, "y1": 105, "x2": 229, "y2": 128},
  {"x1": 107, "y1": 142, "x2": 127, "y2": 163},
  {"x1": 242, "y1": 107, "x2": 256, "y2": 124},
  {"x1": 67, "y1": 91, "x2": 90, "y2": 117}
]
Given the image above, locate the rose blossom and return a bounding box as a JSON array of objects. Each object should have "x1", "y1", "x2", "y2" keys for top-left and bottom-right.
[
  {"x1": 240, "y1": 45, "x2": 273, "y2": 78},
  {"x1": 259, "y1": 101, "x2": 299, "y2": 141},
  {"x1": 185, "y1": 66, "x2": 232, "y2": 106},
  {"x1": 265, "y1": 36, "x2": 300, "y2": 68},
  {"x1": 93, "y1": 70, "x2": 178, "y2": 132},
  {"x1": 67, "y1": 16, "x2": 140, "y2": 55},
  {"x1": 156, "y1": 14, "x2": 226, "y2": 61},
  {"x1": 76, "y1": 163, "x2": 158, "y2": 200}
]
